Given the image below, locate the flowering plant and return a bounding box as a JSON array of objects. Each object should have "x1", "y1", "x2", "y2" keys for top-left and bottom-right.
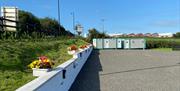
[
  {"x1": 28, "y1": 56, "x2": 55, "y2": 69},
  {"x1": 79, "y1": 45, "x2": 87, "y2": 49},
  {"x1": 67, "y1": 45, "x2": 78, "y2": 51}
]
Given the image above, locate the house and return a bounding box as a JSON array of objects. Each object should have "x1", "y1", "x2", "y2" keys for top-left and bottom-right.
[
  {"x1": 122, "y1": 33, "x2": 128, "y2": 37},
  {"x1": 144, "y1": 33, "x2": 152, "y2": 37},
  {"x1": 159, "y1": 33, "x2": 173, "y2": 38},
  {"x1": 136, "y1": 33, "x2": 144, "y2": 37},
  {"x1": 108, "y1": 33, "x2": 123, "y2": 37},
  {"x1": 151, "y1": 33, "x2": 159, "y2": 37},
  {"x1": 128, "y1": 33, "x2": 136, "y2": 37}
]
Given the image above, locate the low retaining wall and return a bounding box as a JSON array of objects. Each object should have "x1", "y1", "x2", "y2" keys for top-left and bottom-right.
[{"x1": 16, "y1": 45, "x2": 93, "y2": 91}]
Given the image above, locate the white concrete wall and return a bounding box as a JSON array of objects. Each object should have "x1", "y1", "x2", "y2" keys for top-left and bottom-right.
[
  {"x1": 16, "y1": 45, "x2": 93, "y2": 91},
  {"x1": 130, "y1": 39, "x2": 145, "y2": 49}
]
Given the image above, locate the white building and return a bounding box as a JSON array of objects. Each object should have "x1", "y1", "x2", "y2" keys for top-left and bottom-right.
[
  {"x1": 108, "y1": 33, "x2": 123, "y2": 37},
  {"x1": 158, "y1": 33, "x2": 173, "y2": 38}
]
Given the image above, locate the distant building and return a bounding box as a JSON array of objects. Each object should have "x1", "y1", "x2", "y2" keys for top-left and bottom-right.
[
  {"x1": 108, "y1": 33, "x2": 123, "y2": 37},
  {"x1": 108, "y1": 32, "x2": 173, "y2": 38},
  {"x1": 122, "y1": 33, "x2": 127, "y2": 37},
  {"x1": 159, "y1": 33, "x2": 173, "y2": 38},
  {"x1": 128, "y1": 33, "x2": 135, "y2": 37},
  {"x1": 151, "y1": 33, "x2": 159, "y2": 37},
  {"x1": 136, "y1": 33, "x2": 144, "y2": 37},
  {"x1": 144, "y1": 33, "x2": 152, "y2": 37}
]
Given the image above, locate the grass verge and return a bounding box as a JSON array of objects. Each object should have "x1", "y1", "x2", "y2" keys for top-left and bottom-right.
[
  {"x1": 0, "y1": 38, "x2": 88, "y2": 91},
  {"x1": 151, "y1": 48, "x2": 173, "y2": 52}
]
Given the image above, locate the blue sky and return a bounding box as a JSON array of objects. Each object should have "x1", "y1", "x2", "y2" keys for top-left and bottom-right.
[{"x1": 0, "y1": 0, "x2": 180, "y2": 34}]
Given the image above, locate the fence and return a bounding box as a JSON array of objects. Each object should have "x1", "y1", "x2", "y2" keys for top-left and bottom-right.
[{"x1": 0, "y1": 17, "x2": 18, "y2": 31}]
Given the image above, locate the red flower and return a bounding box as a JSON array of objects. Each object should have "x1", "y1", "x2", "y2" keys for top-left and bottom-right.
[
  {"x1": 70, "y1": 45, "x2": 78, "y2": 50},
  {"x1": 39, "y1": 56, "x2": 48, "y2": 62}
]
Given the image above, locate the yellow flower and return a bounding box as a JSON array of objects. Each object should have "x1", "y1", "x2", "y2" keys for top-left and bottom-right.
[
  {"x1": 28, "y1": 63, "x2": 34, "y2": 69},
  {"x1": 28, "y1": 57, "x2": 55, "y2": 69},
  {"x1": 44, "y1": 59, "x2": 50, "y2": 62},
  {"x1": 32, "y1": 60, "x2": 39, "y2": 64}
]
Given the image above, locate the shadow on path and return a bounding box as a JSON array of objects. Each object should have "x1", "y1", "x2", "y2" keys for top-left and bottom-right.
[
  {"x1": 69, "y1": 50, "x2": 102, "y2": 91},
  {"x1": 100, "y1": 64, "x2": 180, "y2": 76}
]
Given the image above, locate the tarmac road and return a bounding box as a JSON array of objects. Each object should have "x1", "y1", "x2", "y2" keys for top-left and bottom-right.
[{"x1": 70, "y1": 50, "x2": 180, "y2": 91}]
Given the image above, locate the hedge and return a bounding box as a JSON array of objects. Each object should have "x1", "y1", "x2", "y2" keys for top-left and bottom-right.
[{"x1": 146, "y1": 39, "x2": 180, "y2": 49}]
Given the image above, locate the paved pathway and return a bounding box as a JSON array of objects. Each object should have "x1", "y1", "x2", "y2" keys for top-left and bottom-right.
[{"x1": 70, "y1": 50, "x2": 180, "y2": 91}]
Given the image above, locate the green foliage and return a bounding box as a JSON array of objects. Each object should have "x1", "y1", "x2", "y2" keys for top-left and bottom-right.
[
  {"x1": 18, "y1": 10, "x2": 41, "y2": 37},
  {"x1": 173, "y1": 32, "x2": 180, "y2": 38},
  {"x1": 0, "y1": 71, "x2": 36, "y2": 91},
  {"x1": 0, "y1": 38, "x2": 88, "y2": 91},
  {"x1": 0, "y1": 10, "x2": 74, "y2": 39},
  {"x1": 146, "y1": 38, "x2": 180, "y2": 49},
  {"x1": 65, "y1": 39, "x2": 77, "y2": 45},
  {"x1": 151, "y1": 48, "x2": 172, "y2": 52},
  {"x1": 86, "y1": 28, "x2": 109, "y2": 42},
  {"x1": 40, "y1": 17, "x2": 69, "y2": 36}
]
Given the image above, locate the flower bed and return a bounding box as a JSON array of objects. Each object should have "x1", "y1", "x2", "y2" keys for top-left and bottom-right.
[{"x1": 0, "y1": 38, "x2": 88, "y2": 91}]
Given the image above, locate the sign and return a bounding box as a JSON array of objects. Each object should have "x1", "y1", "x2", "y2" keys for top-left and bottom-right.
[
  {"x1": 1, "y1": 7, "x2": 18, "y2": 31},
  {"x1": 75, "y1": 24, "x2": 83, "y2": 35}
]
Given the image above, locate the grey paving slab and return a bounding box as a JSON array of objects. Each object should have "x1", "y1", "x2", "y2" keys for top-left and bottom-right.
[{"x1": 70, "y1": 50, "x2": 180, "y2": 91}]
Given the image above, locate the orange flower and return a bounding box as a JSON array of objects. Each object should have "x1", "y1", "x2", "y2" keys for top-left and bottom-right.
[
  {"x1": 68, "y1": 45, "x2": 78, "y2": 51},
  {"x1": 80, "y1": 45, "x2": 87, "y2": 49}
]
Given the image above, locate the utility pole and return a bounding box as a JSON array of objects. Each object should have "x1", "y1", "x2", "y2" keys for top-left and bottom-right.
[
  {"x1": 58, "y1": 0, "x2": 61, "y2": 35},
  {"x1": 101, "y1": 19, "x2": 105, "y2": 32},
  {"x1": 71, "y1": 12, "x2": 75, "y2": 35}
]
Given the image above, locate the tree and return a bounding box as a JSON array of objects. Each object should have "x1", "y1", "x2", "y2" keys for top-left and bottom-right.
[
  {"x1": 40, "y1": 17, "x2": 74, "y2": 37},
  {"x1": 1, "y1": 10, "x2": 73, "y2": 39},
  {"x1": 40, "y1": 17, "x2": 59, "y2": 36},
  {"x1": 173, "y1": 32, "x2": 180, "y2": 38},
  {"x1": 87, "y1": 28, "x2": 108, "y2": 42},
  {"x1": 18, "y1": 10, "x2": 41, "y2": 37}
]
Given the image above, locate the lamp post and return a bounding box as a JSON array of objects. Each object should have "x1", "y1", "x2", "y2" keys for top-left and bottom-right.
[
  {"x1": 71, "y1": 12, "x2": 75, "y2": 34},
  {"x1": 101, "y1": 19, "x2": 105, "y2": 32},
  {"x1": 58, "y1": 0, "x2": 61, "y2": 35}
]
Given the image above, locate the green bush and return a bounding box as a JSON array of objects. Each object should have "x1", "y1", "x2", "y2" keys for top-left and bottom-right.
[{"x1": 146, "y1": 38, "x2": 180, "y2": 49}]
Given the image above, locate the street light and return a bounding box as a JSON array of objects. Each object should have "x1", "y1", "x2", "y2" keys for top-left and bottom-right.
[
  {"x1": 57, "y1": 0, "x2": 61, "y2": 35},
  {"x1": 101, "y1": 19, "x2": 105, "y2": 32},
  {"x1": 71, "y1": 12, "x2": 75, "y2": 34}
]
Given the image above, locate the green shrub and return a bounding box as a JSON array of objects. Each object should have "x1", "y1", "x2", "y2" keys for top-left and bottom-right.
[{"x1": 146, "y1": 38, "x2": 180, "y2": 49}]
